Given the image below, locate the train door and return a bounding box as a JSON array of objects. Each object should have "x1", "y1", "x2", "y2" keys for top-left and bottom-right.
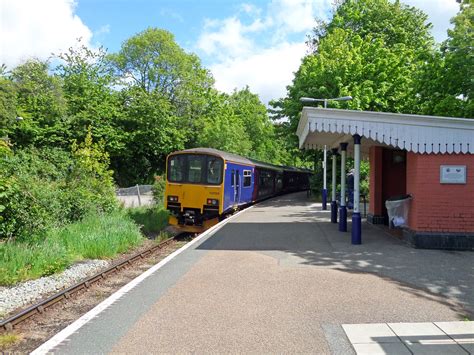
[{"x1": 235, "y1": 169, "x2": 240, "y2": 203}]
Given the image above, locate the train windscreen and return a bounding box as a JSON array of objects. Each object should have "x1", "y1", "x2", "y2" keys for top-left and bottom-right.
[{"x1": 168, "y1": 154, "x2": 223, "y2": 185}]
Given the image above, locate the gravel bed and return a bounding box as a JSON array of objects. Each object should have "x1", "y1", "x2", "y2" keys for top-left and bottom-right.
[{"x1": 0, "y1": 260, "x2": 109, "y2": 317}]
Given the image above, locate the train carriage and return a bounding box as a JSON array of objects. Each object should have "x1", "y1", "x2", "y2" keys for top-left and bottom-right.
[{"x1": 165, "y1": 148, "x2": 311, "y2": 233}]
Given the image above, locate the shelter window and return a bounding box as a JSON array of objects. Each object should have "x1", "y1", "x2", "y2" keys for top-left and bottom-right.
[{"x1": 243, "y1": 170, "x2": 252, "y2": 187}]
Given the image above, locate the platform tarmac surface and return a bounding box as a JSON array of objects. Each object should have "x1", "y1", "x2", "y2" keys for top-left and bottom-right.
[{"x1": 44, "y1": 192, "x2": 474, "y2": 354}]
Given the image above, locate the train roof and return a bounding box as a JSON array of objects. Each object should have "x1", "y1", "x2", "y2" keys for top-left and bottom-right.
[{"x1": 170, "y1": 148, "x2": 312, "y2": 173}]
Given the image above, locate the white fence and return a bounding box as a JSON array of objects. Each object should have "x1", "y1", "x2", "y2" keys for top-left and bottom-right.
[{"x1": 116, "y1": 185, "x2": 154, "y2": 208}]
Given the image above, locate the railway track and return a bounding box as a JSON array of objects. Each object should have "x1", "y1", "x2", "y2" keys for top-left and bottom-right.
[{"x1": 0, "y1": 235, "x2": 181, "y2": 333}]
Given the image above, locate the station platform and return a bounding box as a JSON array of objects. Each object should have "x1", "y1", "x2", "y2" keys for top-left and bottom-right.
[{"x1": 35, "y1": 192, "x2": 474, "y2": 354}]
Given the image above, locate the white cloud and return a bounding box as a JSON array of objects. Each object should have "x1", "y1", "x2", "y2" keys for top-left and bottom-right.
[
  {"x1": 211, "y1": 42, "x2": 307, "y2": 105},
  {"x1": 197, "y1": 17, "x2": 263, "y2": 59},
  {"x1": 0, "y1": 0, "x2": 92, "y2": 69},
  {"x1": 197, "y1": 0, "x2": 331, "y2": 104},
  {"x1": 197, "y1": 0, "x2": 461, "y2": 105},
  {"x1": 402, "y1": 0, "x2": 460, "y2": 42}
]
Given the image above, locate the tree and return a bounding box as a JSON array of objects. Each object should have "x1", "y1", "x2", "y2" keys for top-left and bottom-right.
[
  {"x1": 7, "y1": 60, "x2": 68, "y2": 147},
  {"x1": 193, "y1": 89, "x2": 252, "y2": 156},
  {"x1": 108, "y1": 28, "x2": 213, "y2": 100},
  {"x1": 57, "y1": 43, "x2": 120, "y2": 144},
  {"x1": 228, "y1": 87, "x2": 288, "y2": 164},
  {"x1": 0, "y1": 76, "x2": 17, "y2": 139},
  {"x1": 272, "y1": 0, "x2": 436, "y2": 148},
  {"x1": 417, "y1": 1, "x2": 473, "y2": 118},
  {"x1": 111, "y1": 86, "x2": 186, "y2": 185}
]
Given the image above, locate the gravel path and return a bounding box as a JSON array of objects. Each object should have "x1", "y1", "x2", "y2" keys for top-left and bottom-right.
[{"x1": 0, "y1": 260, "x2": 109, "y2": 317}]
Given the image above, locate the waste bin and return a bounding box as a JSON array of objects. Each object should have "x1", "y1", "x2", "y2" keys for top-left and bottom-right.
[{"x1": 385, "y1": 194, "x2": 412, "y2": 228}]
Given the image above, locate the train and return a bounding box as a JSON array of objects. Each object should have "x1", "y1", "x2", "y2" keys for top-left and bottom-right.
[{"x1": 164, "y1": 148, "x2": 312, "y2": 233}]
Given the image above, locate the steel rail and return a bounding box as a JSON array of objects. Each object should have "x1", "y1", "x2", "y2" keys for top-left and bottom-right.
[{"x1": 0, "y1": 236, "x2": 177, "y2": 332}]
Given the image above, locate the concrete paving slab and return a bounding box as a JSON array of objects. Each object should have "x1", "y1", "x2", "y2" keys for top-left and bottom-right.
[
  {"x1": 343, "y1": 323, "x2": 399, "y2": 344},
  {"x1": 352, "y1": 342, "x2": 411, "y2": 354},
  {"x1": 435, "y1": 321, "x2": 474, "y2": 342},
  {"x1": 404, "y1": 342, "x2": 468, "y2": 354},
  {"x1": 388, "y1": 322, "x2": 451, "y2": 342}
]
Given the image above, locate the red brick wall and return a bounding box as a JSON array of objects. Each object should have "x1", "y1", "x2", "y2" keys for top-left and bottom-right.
[
  {"x1": 406, "y1": 153, "x2": 474, "y2": 233},
  {"x1": 369, "y1": 146, "x2": 383, "y2": 215}
]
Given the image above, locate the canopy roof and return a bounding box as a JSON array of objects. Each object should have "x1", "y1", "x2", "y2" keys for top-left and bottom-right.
[{"x1": 296, "y1": 108, "x2": 474, "y2": 156}]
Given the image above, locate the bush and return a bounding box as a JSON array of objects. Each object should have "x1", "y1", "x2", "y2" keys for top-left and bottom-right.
[
  {"x1": 0, "y1": 131, "x2": 118, "y2": 241},
  {"x1": 127, "y1": 206, "x2": 169, "y2": 235},
  {"x1": 152, "y1": 174, "x2": 166, "y2": 206}
]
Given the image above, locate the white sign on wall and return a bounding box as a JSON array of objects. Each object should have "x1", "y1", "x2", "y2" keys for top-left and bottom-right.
[{"x1": 440, "y1": 165, "x2": 467, "y2": 184}]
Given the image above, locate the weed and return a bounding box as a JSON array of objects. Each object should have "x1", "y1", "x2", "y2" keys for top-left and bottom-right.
[
  {"x1": 126, "y1": 206, "x2": 169, "y2": 235},
  {"x1": 0, "y1": 333, "x2": 21, "y2": 349}
]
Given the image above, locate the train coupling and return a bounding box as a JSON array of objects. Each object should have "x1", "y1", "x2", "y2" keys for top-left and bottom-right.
[{"x1": 183, "y1": 210, "x2": 196, "y2": 225}]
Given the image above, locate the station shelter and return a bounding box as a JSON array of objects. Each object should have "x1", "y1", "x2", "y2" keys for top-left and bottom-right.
[{"x1": 296, "y1": 107, "x2": 474, "y2": 250}]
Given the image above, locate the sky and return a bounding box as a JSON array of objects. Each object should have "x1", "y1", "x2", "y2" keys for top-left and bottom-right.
[{"x1": 0, "y1": 0, "x2": 461, "y2": 105}]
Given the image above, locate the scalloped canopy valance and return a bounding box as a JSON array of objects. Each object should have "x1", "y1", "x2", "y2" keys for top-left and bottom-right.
[{"x1": 296, "y1": 108, "x2": 474, "y2": 156}]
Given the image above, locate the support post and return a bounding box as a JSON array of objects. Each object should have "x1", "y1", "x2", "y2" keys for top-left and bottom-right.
[
  {"x1": 352, "y1": 135, "x2": 362, "y2": 244},
  {"x1": 339, "y1": 143, "x2": 348, "y2": 232},
  {"x1": 331, "y1": 148, "x2": 338, "y2": 223},
  {"x1": 322, "y1": 145, "x2": 327, "y2": 210}
]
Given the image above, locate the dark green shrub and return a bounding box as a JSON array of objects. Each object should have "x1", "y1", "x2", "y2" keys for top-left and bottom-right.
[
  {"x1": 0, "y1": 130, "x2": 118, "y2": 241},
  {"x1": 152, "y1": 174, "x2": 166, "y2": 206}
]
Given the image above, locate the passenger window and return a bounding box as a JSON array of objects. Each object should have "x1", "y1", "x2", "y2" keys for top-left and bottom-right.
[
  {"x1": 188, "y1": 155, "x2": 203, "y2": 183},
  {"x1": 207, "y1": 157, "x2": 223, "y2": 184},
  {"x1": 231, "y1": 170, "x2": 235, "y2": 186},
  {"x1": 236, "y1": 170, "x2": 240, "y2": 186},
  {"x1": 243, "y1": 170, "x2": 251, "y2": 187}
]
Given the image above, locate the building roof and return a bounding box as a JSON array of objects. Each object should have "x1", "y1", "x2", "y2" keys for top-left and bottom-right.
[{"x1": 296, "y1": 108, "x2": 474, "y2": 156}]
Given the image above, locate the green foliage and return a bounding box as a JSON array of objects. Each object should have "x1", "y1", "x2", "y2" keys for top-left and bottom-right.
[
  {"x1": 55, "y1": 210, "x2": 143, "y2": 260},
  {"x1": 0, "y1": 134, "x2": 117, "y2": 241},
  {"x1": 0, "y1": 210, "x2": 144, "y2": 285},
  {"x1": 0, "y1": 77, "x2": 18, "y2": 138},
  {"x1": 0, "y1": 238, "x2": 70, "y2": 285},
  {"x1": 417, "y1": 1, "x2": 473, "y2": 118},
  {"x1": 126, "y1": 206, "x2": 169, "y2": 236},
  {"x1": 108, "y1": 28, "x2": 214, "y2": 98},
  {"x1": 152, "y1": 175, "x2": 166, "y2": 206},
  {"x1": 111, "y1": 87, "x2": 185, "y2": 185}
]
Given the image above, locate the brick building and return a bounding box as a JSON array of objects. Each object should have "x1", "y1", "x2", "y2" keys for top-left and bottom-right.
[{"x1": 296, "y1": 107, "x2": 474, "y2": 250}]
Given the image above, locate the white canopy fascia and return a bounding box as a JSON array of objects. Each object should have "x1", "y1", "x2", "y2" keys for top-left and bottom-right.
[{"x1": 297, "y1": 108, "x2": 474, "y2": 156}]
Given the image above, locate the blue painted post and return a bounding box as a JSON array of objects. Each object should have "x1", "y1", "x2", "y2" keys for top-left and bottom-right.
[
  {"x1": 331, "y1": 148, "x2": 338, "y2": 223},
  {"x1": 352, "y1": 134, "x2": 362, "y2": 244},
  {"x1": 322, "y1": 145, "x2": 328, "y2": 210},
  {"x1": 339, "y1": 142, "x2": 348, "y2": 232}
]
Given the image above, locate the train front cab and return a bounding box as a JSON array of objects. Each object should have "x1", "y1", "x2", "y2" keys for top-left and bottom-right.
[{"x1": 165, "y1": 152, "x2": 224, "y2": 233}]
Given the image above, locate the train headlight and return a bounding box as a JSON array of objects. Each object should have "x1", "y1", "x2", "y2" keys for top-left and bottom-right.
[
  {"x1": 207, "y1": 198, "x2": 219, "y2": 206},
  {"x1": 168, "y1": 195, "x2": 179, "y2": 202}
]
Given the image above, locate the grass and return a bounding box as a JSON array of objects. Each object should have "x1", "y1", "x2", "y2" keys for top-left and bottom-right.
[
  {"x1": 126, "y1": 206, "x2": 169, "y2": 235},
  {"x1": 0, "y1": 333, "x2": 21, "y2": 349},
  {"x1": 0, "y1": 210, "x2": 148, "y2": 286}
]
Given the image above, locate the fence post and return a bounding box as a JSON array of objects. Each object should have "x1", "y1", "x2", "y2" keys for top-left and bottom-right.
[{"x1": 136, "y1": 184, "x2": 142, "y2": 206}]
